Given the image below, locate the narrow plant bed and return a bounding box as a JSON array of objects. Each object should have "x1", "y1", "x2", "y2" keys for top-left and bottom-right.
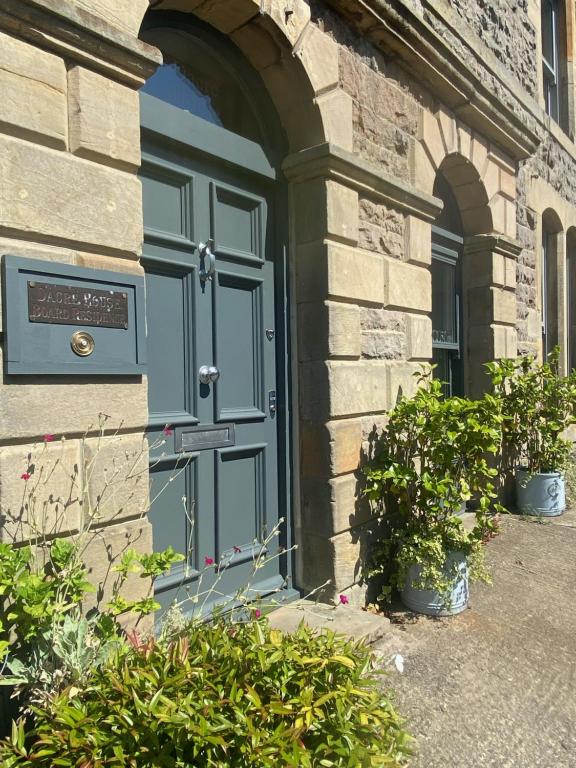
[{"x1": 0, "y1": 619, "x2": 412, "y2": 767}]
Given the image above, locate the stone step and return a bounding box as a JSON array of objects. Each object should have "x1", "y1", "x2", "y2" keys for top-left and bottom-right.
[{"x1": 268, "y1": 599, "x2": 391, "y2": 645}]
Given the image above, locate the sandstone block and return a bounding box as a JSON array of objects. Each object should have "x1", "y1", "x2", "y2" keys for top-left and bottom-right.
[
  {"x1": 388, "y1": 362, "x2": 421, "y2": 407},
  {"x1": 492, "y1": 287, "x2": 517, "y2": 326},
  {"x1": 500, "y1": 166, "x2": 516, "y2": 200},
  {"x1": 298, "y1": 301, "x2": 361, "y2": 360},
  {"x1": 327, "y1": 361, "x2": 389, "y2": 418},
  {"x1": 0, "y1": 31, "x2": 66, "y2": 149},
  {"x1": 482, "y1": 160, "x2": 500, "y2": 201},
  {"x1": 407, "y1": 314, "x2": 433, "y2": 360},
  {"x1": 327, "y1": 244, "x2": 384, "y2": 304},
  {"x1": 293, "y1": 180, "x2": 358, "y2": 245},
  {"x1": 74, "y1": 0, "x2": 150, "y2": 36},
  {"x1": 300, "y1": 361, "x2": 389, "y2": 420},
  {"x1": 384, "y1": 258, "x2": 431, "y2": 312},
  {"x1": 265, "y1": 0, "x2": 311, "y2": 47},
  {"x1": 405, "y1": 215, "x2": 432, "y2": 265},
  {"x1": 0, "y1": 347, "x2": 147, "y2": 441},
  {"x1": 436, "y1": 105, "x2": 457, "y2": 154},
  {"x1": 301, "y1": 418, "x2": 363, "y2": 478},
  {"x1": 82, "y1": 519, "x2": 154, "y2": 623},
  {"x1": 301, "y1": 473, "x2": 372, "y2": 537},
  {"x1": 0, "y1": 136, "x2": 143, "y2": 255},
  {"x1": 493, "y1": 325, "x2": 518, "y2": 358},
  {"x1": 410, "y1": 139, "x2": 436, "y2": 196},
  {"x1": 193, "y1": 0, "x2": 260, "y2": 33},
  {"x1": 296, "y1": 24, "x2": 339, "y2": 95},
  {"x1": 419, "y1": 109, "x2": 444, "y2": 170},
  {"x1": 69, "y1": 66, "x2": 141, "y2": 169},
  {"x1": 465, "y1": 250, "x2": 504, "y2": 289},
  {"x1": 471, "y1": 134, "x2": 489, "y2": 177},
  {"x1": 83, "y1": 434, "x2": 149, "y2": 526},
  {"x1": 468, "y1": 287, "x2": 517, "y2": 327},
  {"x1": 504, "y1": 256, "x2": 517, "y2": 290},
  {"x1": 0, "y1": 441, "x2": 82, "y2": 542},
  {"x1": 298, "y1": 528, "x2": 363, "y2": 594},
  {"x1": 317, "y1": 89, "x2": 354, "y2": 151},
  {"x1": 527, "y1": 308, "x2": 541, "y2": 341}
]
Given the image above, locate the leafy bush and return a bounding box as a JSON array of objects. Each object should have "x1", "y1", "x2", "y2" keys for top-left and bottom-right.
[
  {"x1": 0, "y1": 538, "x2": 182, "y2": 709},
  {"x1": 487, "y1": 348, "x2": 576, "y2": 473},
  {"x1": 363, "y1": 372, "x2": 503, "y2": 604},
  {"x1": 0, "y1": 620, "x2": 411, "y2": 768}
]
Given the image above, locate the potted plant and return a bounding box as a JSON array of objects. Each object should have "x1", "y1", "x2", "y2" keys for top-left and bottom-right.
[
  {"x1": 363, "y1": 372, "x2": 503, "y2": 616},
  {"x1": 487, "y1": 348, "x2": 576, "y2": 517}
]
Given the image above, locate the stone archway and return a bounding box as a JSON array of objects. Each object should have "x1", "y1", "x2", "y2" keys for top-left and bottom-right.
[
  {"x1": 414, "y1": 105, "x2": 522, "y2": 395},
  {"x1": 132, "y1": 0, "x2": 366, "y2": 601}
]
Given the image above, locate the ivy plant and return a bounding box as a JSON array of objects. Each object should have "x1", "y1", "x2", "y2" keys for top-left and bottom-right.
[
  {"x1": 363, "y1": 371, "x2": 504, "y2": 604},
  {"x1": 487, "y1": 347, "x2": 576, "y2": 474}
]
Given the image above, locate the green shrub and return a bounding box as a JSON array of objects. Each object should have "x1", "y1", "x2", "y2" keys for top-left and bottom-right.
[
  {"x1": 363, "y1": 372, "x2": 503, "y2": 604},
  {"x1": 487, "y1": 348, "x2": 576, "y2": 473},
  {"x1": 0, "y1": 620, "x2": 412, "y2": 768}
]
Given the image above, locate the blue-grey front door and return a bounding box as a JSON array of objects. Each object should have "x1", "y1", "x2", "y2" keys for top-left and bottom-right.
[{"x1": 140, "y1": 92, "x2": 286, "y2": 613}]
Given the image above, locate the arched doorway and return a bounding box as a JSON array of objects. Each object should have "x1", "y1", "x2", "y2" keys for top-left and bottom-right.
[
  {"x1": 431, "y1": 172, "x2": 464, "y2": 396},
  {"x1": 139, "y1": 13, "x2": 292, "y2": 613}
]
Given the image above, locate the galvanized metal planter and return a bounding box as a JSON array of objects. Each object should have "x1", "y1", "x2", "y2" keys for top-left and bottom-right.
[
  {"x1": 516, "y1": 469, "x2": 565, "y2": 517},
  {"x1": 401, "y1": 551, "x2": 469, "y2": 616}
]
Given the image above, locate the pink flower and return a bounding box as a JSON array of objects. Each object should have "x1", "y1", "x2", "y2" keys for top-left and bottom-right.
[
  {"x1": 339, "y1": 594, "x2": 349, "y2": 606},
  {"x1": 254, "y1": 609, "x2": 262, "y2": 619},
  {"x1": 43, "y1": 434, "x2": 55, "y2": 443},
  {"x1": 233, "y1": 545, "x2": 242, "y2": 553},
  {"x1": 162, "y1": 425, "x2": 173, "y2": 437},
  {"x1": 204, "y1": 556, "x2": 214, "y2": 566},
  {"x1": 20, "y1": 473, "x2": 31, "y2": 481}
]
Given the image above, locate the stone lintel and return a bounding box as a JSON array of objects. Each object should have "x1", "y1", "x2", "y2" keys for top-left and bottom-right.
[
  {"x1": 323, "y1": 0, "x2": 540, "y2": 160},
  {"x1": 283, "y1": 142, "x2": 443, "y2": 221},
  {"x1": 0, "y1": 0, "x2": 161, "y2": 88},
  {"x1": 464, "y1": 233, "x2": 523, "y2": 260}
]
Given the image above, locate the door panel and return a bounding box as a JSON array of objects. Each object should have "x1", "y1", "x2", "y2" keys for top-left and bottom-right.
[
  {"x1": 146, "y1": 267, "x2": 197, "y2": 424},
  {"x1": 141, "y1": 92, "x2": 284, "y2": 615},
  {"x1": 214, "y1": 272, "x2": 265, "y2": 421},
  {"x1": 211, "y1": 183, "x2": 265, "y2": 263}
]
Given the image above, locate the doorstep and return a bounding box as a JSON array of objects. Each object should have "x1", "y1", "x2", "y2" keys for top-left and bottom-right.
[{"x1": 268, "y1": 599, "x2": 391, "y2": 645}]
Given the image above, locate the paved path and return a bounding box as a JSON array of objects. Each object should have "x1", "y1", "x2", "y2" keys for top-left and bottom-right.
[{"x1": 373, "y1": 510, "x2": 576, "y2": 768}]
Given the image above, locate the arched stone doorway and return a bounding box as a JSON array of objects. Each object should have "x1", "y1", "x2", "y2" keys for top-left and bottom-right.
[{"x1": 139, "y1": 12, "x2": 294, "y2": 611}]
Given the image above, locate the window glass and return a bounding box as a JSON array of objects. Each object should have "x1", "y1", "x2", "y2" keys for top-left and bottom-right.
[
  {"x1": 541, "y1": 0, "x2": 556, "y2": 68},
  {"x1": 142, "y1": 62, "x2": 224, "y2": 126},
  {"x1": 542, "y1": 228, "x2": 559, "y2": 358},
  {"x1": 141, "y1": 25, "x2": 263, "y2": 143},
  {"x1": 432, "y1": 259, "x2": 457, "y2": 346}
]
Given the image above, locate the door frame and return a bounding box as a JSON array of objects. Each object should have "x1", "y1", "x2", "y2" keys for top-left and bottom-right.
[{"x1": 139, "y1": 71, "x2": 296, "y2": 603}]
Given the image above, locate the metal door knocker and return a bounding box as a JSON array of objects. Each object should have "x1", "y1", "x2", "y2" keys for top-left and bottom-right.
[{"x1": 199, "y1": 238, "x2": 216, "y2": 283}]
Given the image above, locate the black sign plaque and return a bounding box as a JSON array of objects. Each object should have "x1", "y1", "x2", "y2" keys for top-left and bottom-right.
[{"x1": 28, "y1": 282, "x2": 129, "y2": 330}]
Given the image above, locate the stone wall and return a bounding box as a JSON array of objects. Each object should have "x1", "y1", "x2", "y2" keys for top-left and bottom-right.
[
  {"x1": 3, "y1": 0, "x2": 576, "y2": 608},
  {"x1": 0, "y1": 1, "x2": 159, "y2": 611},
  {"x1": 447, "y1": 0, "x2": 538, "y2": 97}
]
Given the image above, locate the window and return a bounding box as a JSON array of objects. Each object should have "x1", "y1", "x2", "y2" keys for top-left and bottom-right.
[
  {"x1": 568, "y1": 229, "x2": 576, "y2": 370},
  {"x1": 431, "y1": 174, "x2": 464, "y2": 397},
  {"x1": 541, "y1": 0, "x2": 567, "y2": 127},
  {"x1": 542, "y1": 225, "x2": 559, "y2": 358},
  {"x1": 140, "y1": 21, "x2": 265, "y2": 144}
]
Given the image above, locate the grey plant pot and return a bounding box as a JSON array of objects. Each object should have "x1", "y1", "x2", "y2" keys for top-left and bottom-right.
[
  {"x1": 401, "y1": 551, "x2": 469, "y2": 617},
  {"x1": 516, "y1": 468, "x2": 565, "y2": 517}
]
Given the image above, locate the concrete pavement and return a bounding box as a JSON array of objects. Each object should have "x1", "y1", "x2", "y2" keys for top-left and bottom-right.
[{"x1": 373, "y1": 510, "x2": 576, "y2": 768}]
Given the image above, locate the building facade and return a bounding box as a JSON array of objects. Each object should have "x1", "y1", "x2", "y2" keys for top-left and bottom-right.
[{"x1": 0, "y1": 0, "x2": 573, "y2": 608}]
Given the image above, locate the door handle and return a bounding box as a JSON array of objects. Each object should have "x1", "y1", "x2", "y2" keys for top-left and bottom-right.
[
  {"x1": 199, "y1": 365, "x2": 220, "y2": 384},
  {"x1": 199, "y1": 238, "x2": 216, "y2": 283}
]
